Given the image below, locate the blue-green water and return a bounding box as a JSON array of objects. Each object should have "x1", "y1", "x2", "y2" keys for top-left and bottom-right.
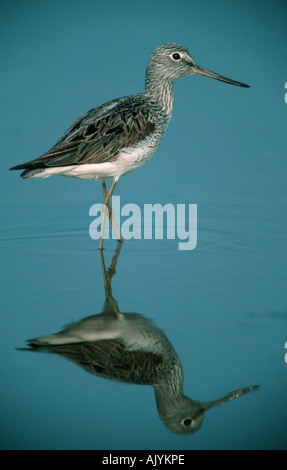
[{"x1": 1, "y1": 0, "x2": 287, "y2": 450}]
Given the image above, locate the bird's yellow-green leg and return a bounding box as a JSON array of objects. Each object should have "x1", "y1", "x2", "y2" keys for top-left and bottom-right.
[{"x1": 100, "y1": 177, "x2": 122, "y2": 249}]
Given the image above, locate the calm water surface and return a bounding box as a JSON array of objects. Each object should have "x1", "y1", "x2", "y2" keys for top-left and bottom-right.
[
  {"x1": 1, "y1": 177, "x2": 287, "y2": 449},
  {"x1": 1, "y1": 0, "x2": 287, "y2": 450}
]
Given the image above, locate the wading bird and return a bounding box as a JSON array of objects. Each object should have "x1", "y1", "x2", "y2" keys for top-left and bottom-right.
[{"x1": 10, "y1": 43, "x2": 249, "y2": 247}]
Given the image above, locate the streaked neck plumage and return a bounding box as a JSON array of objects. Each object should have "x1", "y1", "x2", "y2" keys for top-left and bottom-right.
[{"x1": 144, "y1": 64, "x2": 175, "y2": 118}]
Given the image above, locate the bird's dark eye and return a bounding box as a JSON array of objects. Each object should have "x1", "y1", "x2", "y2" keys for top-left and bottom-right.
[
  {"x1": 182, "y1": 418, "x2": 192, "y2": 427},
  {"x1": 172, "y1": 53, "x2": 181, "y2": 61}
]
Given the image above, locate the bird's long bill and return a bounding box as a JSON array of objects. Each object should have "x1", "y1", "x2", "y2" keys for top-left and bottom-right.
[
  {"x1": 202, "y1": 385, "x2": 259, "y2": 410},
  {"x1": 194, "y1": 64, "x2": 250, "y2": 87}
]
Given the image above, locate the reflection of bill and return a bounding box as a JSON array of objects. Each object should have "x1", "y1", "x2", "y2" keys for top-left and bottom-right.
[
  {"x1": 28, "y1": 312, "x2": 258, "y2": 435},
  {"x1": 89, "y1": 196, "x2": 197, "y2": 251},
  {"x1": 26, "y1": 242, "x2": 258, "y2": 435},
  {"x1": 285, "y1": 341, "x2": 287, "y2": 364},
  {"x1": 285, "y1": 82, "x2": 287, "y2": 104}
]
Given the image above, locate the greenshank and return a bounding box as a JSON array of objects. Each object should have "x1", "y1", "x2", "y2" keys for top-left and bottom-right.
[
  {"x1": 28, "y1": 311, "x2": 258, "y2": 434},
  {"x1": 10, "y1": 43, "x2": 249, "y2": 247},
  {"x1": 27, "y1": 241, "x2": 258, "y2": 434}
]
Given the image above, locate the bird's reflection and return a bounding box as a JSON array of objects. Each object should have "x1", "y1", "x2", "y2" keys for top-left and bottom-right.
[{"x1": 27, "y1": 241, "x2": 258, "y2": 434}]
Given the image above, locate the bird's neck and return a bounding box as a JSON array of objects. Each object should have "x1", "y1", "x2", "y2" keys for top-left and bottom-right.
[
  {"x1": 154, "y1": 382, "x2": 186, "y2": 429},
  {"x1": 144, "y1": 72, "x2": 175, "y2": 118},
  {"x1": 153, "y1": 363, "x2": 184, "y2": 409}
]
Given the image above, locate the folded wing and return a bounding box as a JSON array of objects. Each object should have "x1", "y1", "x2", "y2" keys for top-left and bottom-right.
[{"x1": 10, "y1": 96, "x2": 156, "y2": 172}]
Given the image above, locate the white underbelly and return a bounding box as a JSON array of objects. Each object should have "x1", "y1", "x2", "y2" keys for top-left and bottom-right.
[{"x1": 30, "y1": 142, "x2": 156, "y2": 180}]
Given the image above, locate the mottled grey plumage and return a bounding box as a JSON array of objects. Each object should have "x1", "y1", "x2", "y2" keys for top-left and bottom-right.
[
  {"x1": 28, "y1": 312, "x2": 258, "y2": 435},
  {"x1": 11, "y1": 95, "x2": 158, "y2": 179},
  {"x1": 27, "y1": 242, "x2": 258, "y2": 435},
  {"x1": 10, "y1": 43, "x2": 248, "y2": 181},
  {"x1": 10, "y1": 43, "x2": 249, "y2": 247}
]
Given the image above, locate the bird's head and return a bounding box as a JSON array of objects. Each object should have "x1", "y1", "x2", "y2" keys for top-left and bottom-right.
[{"x1": 147, "y1": 43, "x2": 249, "y2": 87}]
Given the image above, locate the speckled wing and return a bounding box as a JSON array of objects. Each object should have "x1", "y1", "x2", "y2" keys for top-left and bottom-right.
[
  {"x1": 10, "y1": 96, "x2": 156, "y2": 171},
  {"x1": 46, "y1": 340, "x2": 165, "y2": 385}
]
